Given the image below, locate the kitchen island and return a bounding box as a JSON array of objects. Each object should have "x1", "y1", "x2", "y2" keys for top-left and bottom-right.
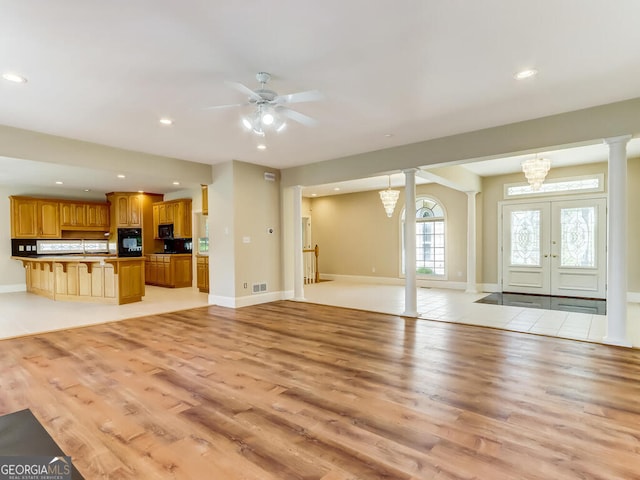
[{"x1": 13, "y1": 256, "x2": 145, "y2": 305}]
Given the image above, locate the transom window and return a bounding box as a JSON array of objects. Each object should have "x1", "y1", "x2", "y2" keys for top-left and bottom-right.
[
  {"x1": 504, "y1": 174, "x2": 603, "y2": 198},
  {"x1": 401, "y1": 197, "x2": 445, "y2": 276}
]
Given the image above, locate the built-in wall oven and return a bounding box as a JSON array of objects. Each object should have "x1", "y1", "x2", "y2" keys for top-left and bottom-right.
[{"x1": 117, "y1": 228, "x2": 143, "y2": 257}]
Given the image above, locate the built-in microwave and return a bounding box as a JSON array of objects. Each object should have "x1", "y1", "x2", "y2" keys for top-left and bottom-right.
[{"x1": 158, "y1": 223, "x2": 174, "y2": 239}]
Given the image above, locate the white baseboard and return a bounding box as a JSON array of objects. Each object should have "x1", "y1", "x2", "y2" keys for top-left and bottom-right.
[
  {"x1": 628, "y1": 292, "x2": 640, "y2": 303},
  {"x1": 0, "y1": 284, "x2": 27, "y2": 294},
  {"x1": 282, "y1": 289, "x2": 295, "y2": 300},
  {"x1": 481, "y1": 283, "x2": 500, "y2": 293},
  {"x1": 210, "y1": 286, "x2": 640, "y2": 307},
  {"x1": 319, "y1": 274, "x2": 478, "y2": 291},
  {"x1": 209, "y1": 290, "x2": 287, "y2": 308},
  {"x1": 320, "y1": 274, "x2": 403, "y2": 285}
]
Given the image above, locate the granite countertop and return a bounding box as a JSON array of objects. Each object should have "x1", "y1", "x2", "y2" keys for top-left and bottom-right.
[{"x1": 12, "y1": 255, "x2": 144, "y2": 262}]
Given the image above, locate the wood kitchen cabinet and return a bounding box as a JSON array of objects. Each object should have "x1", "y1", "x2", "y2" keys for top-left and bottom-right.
[
  {"x1": 59, "y1": 201, "x2": 110, "y2": 231},
  {"x1": 152, "y1": 198, "x2": 192, "y2": 239},
  {"x1": 86, "y1": 203, "x2": 110, "y2": 229},
  {"x1": 196, "y1": 255, "x2": 209, "y2": 293},
  {"x1": 108, "y1": 193, "x2": 142, "y2": 227},
  {"x1": 145, "y1": 254, "x2": 192, "y2": 288},
  {"x1": 201, "y1": 184, "x2": 208, "y2": 215},
  {"x1": 59, "y1": 202, "x2": 86, "y2": 228},
  {"x1": 106, "y1": 192, "x2": 163, "y2": 255},
  {"x1": 10, "y1": 197, "x2": 61, "y2": 238}
]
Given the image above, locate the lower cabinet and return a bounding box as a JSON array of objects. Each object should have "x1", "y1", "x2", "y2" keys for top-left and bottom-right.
[
  {"x1": 145, "y1": 254, "x2": 192, "y2": 288},
  {"x1": 196, "y1": 255, "x2": 209, "y2": 293}
]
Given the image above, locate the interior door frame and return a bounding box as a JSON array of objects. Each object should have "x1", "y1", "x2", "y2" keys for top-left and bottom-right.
[{"x1": 497, "y1": 192, "x2": 607, "y2": 297}]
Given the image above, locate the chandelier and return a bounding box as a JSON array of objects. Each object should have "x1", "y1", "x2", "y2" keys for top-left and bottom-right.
[
  {"x1": 379, "y1": 176, "x2": 400, "y2": 218},
  {"x1": 242, "y1": 104, "x2": 286, "y2": 136},
  {"x1": 521, "y1": 155, "x2": 551, "y2": 191}
]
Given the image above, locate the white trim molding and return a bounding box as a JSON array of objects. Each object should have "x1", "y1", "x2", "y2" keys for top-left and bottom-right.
[{"x1": 0, "y1": 284, "x2": 27, "y2": 294}]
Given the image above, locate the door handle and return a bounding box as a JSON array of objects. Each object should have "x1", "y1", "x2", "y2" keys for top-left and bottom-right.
[
  {"x1": 552, "y1": 254, "x2": 558, "y2": 258},
  {"x1": 543, "y1": 254, "x2": 549, "y2": 258}
]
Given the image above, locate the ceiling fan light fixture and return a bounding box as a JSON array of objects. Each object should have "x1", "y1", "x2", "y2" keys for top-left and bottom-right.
[
  {"x1": 262, "y1": 112, "x2": 275, "y2": 125},
  {"x1": 242, "y1": 117, "x2": 253, "y2": 130}
]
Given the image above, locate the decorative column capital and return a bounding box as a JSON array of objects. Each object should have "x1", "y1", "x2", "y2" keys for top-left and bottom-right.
[{"x1": 603, "y1": 134, "x2": 632, "y2": 146}]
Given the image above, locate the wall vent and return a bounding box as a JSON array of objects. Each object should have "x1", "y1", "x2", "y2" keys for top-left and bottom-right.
[{"x1": 252, "y1": 283, "x2": 268, "y2": 294}]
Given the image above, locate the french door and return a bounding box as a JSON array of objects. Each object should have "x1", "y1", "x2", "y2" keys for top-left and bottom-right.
[{"x1": 501, "y1": 198, "x2": 606, "y2": 299}]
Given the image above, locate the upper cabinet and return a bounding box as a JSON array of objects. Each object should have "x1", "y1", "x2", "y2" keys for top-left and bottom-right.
[
  {"x1": 152, "y1": 198, "x2": 192, "y2": 239},
  {"x1": 107, "y1": 193, "x2": 142, "y2": 228},
  {"x1": 86, "y1": 203, "x2": 110, "y2": 229},
  {"x1": 11, "y1": 196, "x2": 110, "y2": 239},
  {"x1": 10, "y1": 197, "x2": 61, "y2": 239},
  {"x1": 59, "y1": 201, "x2": 109, "y2": 231},
  {"x1": 201, "y1": 185, "x2": 208, "y2": 216}
]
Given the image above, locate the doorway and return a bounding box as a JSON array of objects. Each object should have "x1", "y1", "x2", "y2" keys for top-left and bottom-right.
[{"x1": 501, "y1": 197, "x2": 606, "y2": 299}]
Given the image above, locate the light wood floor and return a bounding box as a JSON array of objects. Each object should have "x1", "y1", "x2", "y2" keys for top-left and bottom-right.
[{"x1": 1, "y1": 301, "x2": 640, "y2": 479}]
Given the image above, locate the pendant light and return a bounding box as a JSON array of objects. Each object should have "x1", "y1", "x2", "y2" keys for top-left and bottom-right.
[
  {"x1": 521, "y1": 155, "x2": 551, "y2": 191},
  {"x1": 379, "y1": 176, "x2": 400, "y2": 218}
]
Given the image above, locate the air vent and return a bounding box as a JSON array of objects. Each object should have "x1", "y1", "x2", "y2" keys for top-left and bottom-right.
[{"x1": 252, "y1": 283, "x2": 268, "y2": 294}]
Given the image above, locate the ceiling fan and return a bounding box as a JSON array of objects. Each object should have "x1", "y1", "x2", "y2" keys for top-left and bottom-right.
[{"x1": 205, "y1": 72, "x2": 323, "y2": 136}]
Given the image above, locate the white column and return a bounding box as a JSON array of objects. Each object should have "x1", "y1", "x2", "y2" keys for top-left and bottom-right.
[
  {"x1": 293, "y1": 185, "x2": 305, "y2": 301},
  {"x1": 604, "y1": 135, "x2": 631, "y2": 347},
  {"x1": 403, "y1": 169, "x2": 418, "y2": 317},
  {"x1": 465, "y1": 191, "x2": 478, "y2": 293}
]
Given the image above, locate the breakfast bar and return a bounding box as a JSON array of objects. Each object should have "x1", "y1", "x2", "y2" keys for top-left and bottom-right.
[{"x1": 13, "y1": 256, "x2": 145, "y2": 305}]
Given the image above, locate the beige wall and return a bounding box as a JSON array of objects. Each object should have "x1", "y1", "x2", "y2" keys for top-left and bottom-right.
[
  {"x1": 310, "y1": 183, "x2": 468, "y2": 282},
  {"x1": 210, "y1": 161, "x2": 281, "y2": 302}
]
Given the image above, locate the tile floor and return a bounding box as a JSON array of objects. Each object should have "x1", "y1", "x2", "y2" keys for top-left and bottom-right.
[
  {"x1": 301, "y1": 280, "x2": 640, "y2": 348},
  {"x1": 1, "y1": 281, "x2": 639, "y2": 348}
]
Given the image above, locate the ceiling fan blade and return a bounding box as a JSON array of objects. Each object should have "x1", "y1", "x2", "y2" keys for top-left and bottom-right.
[
  {"x1": 278, "y1": 107, "x2": 318, "y2": 127},
  {"x1": 274, "y1": 89, "x2": 323, "y2": 104},
  {"x1": 202, "y1": 102, "x2": 245, "y2": 110},
  {"x1": 225, "y1": 80, "x2": 263, "y2": 102}
]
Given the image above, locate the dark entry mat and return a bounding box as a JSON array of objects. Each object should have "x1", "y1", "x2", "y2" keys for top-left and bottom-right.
[
  {"x1": 0, "y1": 409, "x2": 84, "y2": 479},
  {"x1": 476, "y1": 292, "x2": 606, "y2": 315}
]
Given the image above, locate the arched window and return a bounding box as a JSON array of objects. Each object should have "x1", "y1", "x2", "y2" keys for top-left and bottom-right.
[{"x1": 401, "y1": 197, "x2": 446, "y2": 276}]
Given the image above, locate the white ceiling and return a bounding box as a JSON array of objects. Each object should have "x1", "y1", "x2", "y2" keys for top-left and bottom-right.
[{"x1": 2, "y1": 1, "x2": 640, "y2": 194}]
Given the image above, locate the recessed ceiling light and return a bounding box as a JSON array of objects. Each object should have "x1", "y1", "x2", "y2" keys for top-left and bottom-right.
[
  {"x1": 138, "y1": 190, "x2": 144, "y2": 193},
  {"x1": 159, "y1": 118, "x2": 173, "y2": 125},
  {"x1": 117, "y1": 174, "x2": 126, "y2": 179},
  {"x1": 333, "y1": 187, "x2": 340, "y2": 191},
  {"x1": 172, "y1": 181, "x2": 180, "y2": 185},
  {"x1": 257, "y1": 144, "x2": 267, "y2": 150},
  {"x1": 83, "y1": 189, "x2": 91, "y2": 192},
  {"x1": 2, "y1": 72, "x2": 27, "y2": 83},
  {"x1": 514, "y1": 69, "x2": 538, "y2": 80},
  {"x1": 384, "y1": 133, "x2": 394, "y2": 138},
  {"x1": 55, "y1": 181, "x2": 63, "y2": 185},
  {"x1": 311, "y1": 193, "x2": 317, "y2": 197}
]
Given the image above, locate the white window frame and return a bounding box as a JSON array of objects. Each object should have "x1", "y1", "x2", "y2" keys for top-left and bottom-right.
[{"x1": 400, "y1": 196, "x2": 447, "y2": 279}]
